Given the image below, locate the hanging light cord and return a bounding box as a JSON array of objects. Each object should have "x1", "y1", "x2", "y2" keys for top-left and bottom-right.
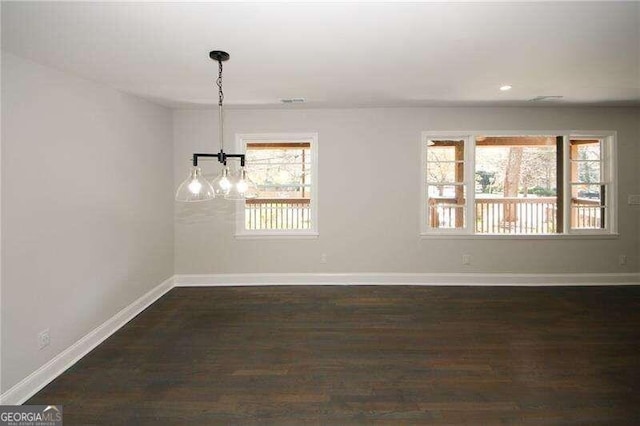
[{"x1": 217, "y1": 59, "x2": 225, "y2": 153}]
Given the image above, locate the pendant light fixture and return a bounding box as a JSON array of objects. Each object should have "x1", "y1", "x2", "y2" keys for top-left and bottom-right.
[{"x1": 175, "y1": 50, "x2": 258, "y2": 202}]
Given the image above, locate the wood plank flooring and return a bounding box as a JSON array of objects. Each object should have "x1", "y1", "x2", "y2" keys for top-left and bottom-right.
[{"x1": 28, "y1": 285, "x2": 640, "y2": 425}]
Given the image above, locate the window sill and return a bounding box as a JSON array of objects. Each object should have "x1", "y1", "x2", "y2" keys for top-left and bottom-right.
[
  {"x1": 419, "y1": 233, "x2": 620, "y2": 240},
  {"x1": 235, "y1": 232, "x2": 319, "y2": 240}
]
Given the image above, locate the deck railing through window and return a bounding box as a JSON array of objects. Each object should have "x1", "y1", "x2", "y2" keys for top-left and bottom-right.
[
  {"x1": 245, "y1": 198, "x2": 311, "y2": 230},
  {"x1": 429, "y1": 197, "x2": 602, "y2": 234},
  {"x1": 474, "y1": 197, "x2": 557, "y2": 234},
  {"x1": 571, "y1": 198, "x2": 603, "y2": 229}
]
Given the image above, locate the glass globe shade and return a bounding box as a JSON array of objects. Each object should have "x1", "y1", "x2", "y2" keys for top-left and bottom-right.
[{"x1": 175, "y1": 167, "x2": 215, "y2": 202}]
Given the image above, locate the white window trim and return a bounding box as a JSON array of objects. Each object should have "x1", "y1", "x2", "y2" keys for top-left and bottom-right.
[
  {"x1": 234, "y1": 132, "x2": 319, "y2": 239},
  {"x1": 420, "y1": 133, "x2": 474, "y2": 236},
  {"x1": 566, "y1": 131, "x2": 618, "y2": 236},
  {"x1": 420, "y1": 130, "x2": 618, "y2": 238}
]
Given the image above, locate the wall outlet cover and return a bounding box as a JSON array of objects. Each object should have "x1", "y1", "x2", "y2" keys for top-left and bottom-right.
[
  {"x1": 628, "y1": 195, "x2": 640, "y2": 205},
  {"x1": 38, "y1": 329, "x2": 50, "y2": 350}
]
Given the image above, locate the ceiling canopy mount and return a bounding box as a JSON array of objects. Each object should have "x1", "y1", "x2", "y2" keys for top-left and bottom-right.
[{"x1": 209, "y1": 50, "x2": 230, "y2": 62}]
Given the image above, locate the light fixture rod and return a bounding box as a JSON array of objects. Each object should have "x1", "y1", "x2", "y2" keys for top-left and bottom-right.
[
  {"x1": 218, "y1": 104, "x2": 224, "y2": 153},
  {"x1": 216, "y1": 56, "x2": 225, "y2": 153}
]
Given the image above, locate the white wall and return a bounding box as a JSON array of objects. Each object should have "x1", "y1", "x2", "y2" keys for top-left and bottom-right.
[
  {"x1": 1, "y1": 53, "x2": 174, "y2": 391},
  {"x1": 174, "y1": 106, "x2": 640, "y2": 275}
]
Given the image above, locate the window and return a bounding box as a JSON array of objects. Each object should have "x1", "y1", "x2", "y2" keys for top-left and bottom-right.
[
  {"x1": 424, "y1": 137, "x2": 469, "y2": 231},
  {"x1": 235, "y1": 133, "x2": 318, "y2": 237},
  {"x1": 569, "y1": 138, "x2": 608, "y2": 231},
  {"x1": 421, "y1": 132, "x2": 616, "y2": 236}
]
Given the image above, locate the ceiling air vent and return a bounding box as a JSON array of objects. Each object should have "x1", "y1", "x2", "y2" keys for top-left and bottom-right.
[
  {"x1": 280, "y1": 98, "x2": 305, "y2": 104},
  {"x1": 529, "y1": 95, "x2": 564, "y2": 102}
]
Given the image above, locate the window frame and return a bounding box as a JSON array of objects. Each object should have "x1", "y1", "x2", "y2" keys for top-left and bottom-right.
[
  {"x1": 565, "y1": 131, "x2": 617, "y2": 235},
  {"x1": 234, "y1": 133, "x2": 319, "y2": 239},
  {"x1": 420, "y1": 130, "x2": 617, "y2": 238},
  {"x1": 420, "y1": 134, "x2": 475, "y2": 235}
]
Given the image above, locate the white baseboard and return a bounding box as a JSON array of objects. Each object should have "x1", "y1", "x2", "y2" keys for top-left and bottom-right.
[
  {"x1": 175, "y1": 272, "x2": 640, "y2": 287},
  {"x1": 0, "y1": 276, "x2": 175, "y2": 405}
]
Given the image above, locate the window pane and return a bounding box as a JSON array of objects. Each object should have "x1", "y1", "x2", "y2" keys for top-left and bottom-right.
[
  {"x1": 427, "y1": 184, "x2": 466, "y2": 200},
  {"x1": 426, "y1": 162, "x2": 461, "y2": 184},
  {"x1": 572, "y1": 161, "x2": 601, "y2": 183},
  {"x1": 571, "y1": 184, "x2": 603, "y2": 202},
  {"x1": 245, "y1": 199, "x2": 312, "y2": 230},
  {"x1": 571, "y1": 206, "x2": 604, "y2": 229},
  {"x1": 426, "y1": 139, "x2": 464, "y2": 162},
  {"x1": 427, "y1": 184, "x2": 465, "y2": 230},
  {"x1": 475, "y1": 198, "x2": 558, "y2": 234},
  {"x1": 569, "y1": 138, "x2": 608, "y2": 231},
  {"x1": 428, "y1": 205, "x2": 465, "y2": 229},
  {"x1": 570, "y1": 141, "x2": 601, "y2": 160},
  {"x1": 570, "y1": 139, "x2": 602, "y2": 188},
  {"x1": 257, "y1": 185, "x2": 310, "y2": 199},
  {"x1": 570, "y1": 184, "x2": 605, "y2": 229},
  {"x1": 245, "y1": 142, "x2": 313, "y2": 231},
  {"x1": 475, "y1": 138, "x2": 557, "y2": 235},
  {"x1": 250, "y1": 164, "x2": 312, "y2": 176}
]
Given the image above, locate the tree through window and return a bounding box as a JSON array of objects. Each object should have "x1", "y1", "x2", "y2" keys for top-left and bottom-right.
[{"x1": 474, "y1": 136, "x2": 558, "y2": 234}]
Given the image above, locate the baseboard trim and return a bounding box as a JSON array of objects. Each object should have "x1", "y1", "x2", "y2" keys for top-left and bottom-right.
[
  {"x1": 0, "y1": 276, "x2": 175, "y2": 405},
  {"x1": 175, "y1": 272, "x2": 640, "y2": 287}
]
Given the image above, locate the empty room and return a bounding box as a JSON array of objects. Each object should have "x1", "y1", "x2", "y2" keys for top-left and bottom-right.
[{"x1": 1, "y1": 1, "x2": 639, "y2": 424}]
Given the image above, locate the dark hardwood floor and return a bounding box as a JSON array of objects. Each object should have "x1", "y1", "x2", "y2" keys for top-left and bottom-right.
[{"x1": 28, "y1": 285, "x2": 640, "y2": 425}]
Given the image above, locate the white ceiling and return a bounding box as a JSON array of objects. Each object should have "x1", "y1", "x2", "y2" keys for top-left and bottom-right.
[{"x1": 2, "y1": 2, "x2": 639, "y2": 108}]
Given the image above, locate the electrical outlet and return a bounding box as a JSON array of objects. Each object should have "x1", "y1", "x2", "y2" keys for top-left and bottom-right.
[
  {"x1": 320, "y1": 253, "x2": 327, "y2": 264},
  {"x1": 38, "y1": 328, "x2": 50, "y2": 350},
  {"x1": 619, "y1": 255, "x2": 628, "y2": 266},
  {"x1": 628, "y1": 195, "x2": 640, "y2": 205},
  {"x1": 462, "y1": 254, "x2": 472, "y2": 265}
]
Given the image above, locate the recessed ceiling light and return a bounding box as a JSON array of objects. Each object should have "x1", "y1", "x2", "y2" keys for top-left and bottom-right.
[{"x1": 499, "y1": 85, "x2": 513, "y2": 91}]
